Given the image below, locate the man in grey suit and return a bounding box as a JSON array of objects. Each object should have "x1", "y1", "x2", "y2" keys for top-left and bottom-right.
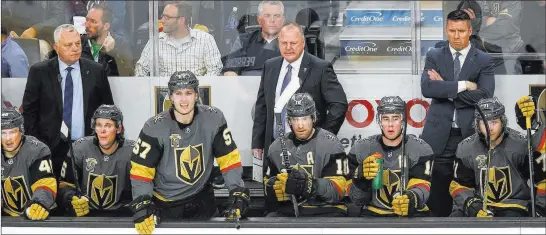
[{"x1": 420, "y1": 10, "x2": 495, "y2": 217}]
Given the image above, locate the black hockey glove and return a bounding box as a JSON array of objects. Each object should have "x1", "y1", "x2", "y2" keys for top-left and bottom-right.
[
  {"x1": 225, "y1": 187, "x2": 250, "y2": 221},
  {"x1": 60, "y1": 187, "x2": 89, "y2": 217},
  {"x1": 285, "y1": 165, "x2": 316, "y2": 199},
  {"x1": 464, "y1": 196, "x2": 492, "y2": 217},
  {"x1": 129, "y1": 195, "x2": 158, "y2": 234}
]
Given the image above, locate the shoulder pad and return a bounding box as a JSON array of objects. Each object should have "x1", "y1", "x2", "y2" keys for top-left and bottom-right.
[
  {"x1": 322, "y1": 130, "x2": 339, "y2": 142},
  {"x1": 151, "y1": 112, "x2": 166, "y2": 124},
  {"x1": 460, "y1": 134, "x2": 477, "y2": 146},
  {"x1": 203, "y1": 105, "x2": 219, "y2": 114},
  {"x1": 74, "y1": 137, "x2": 89, "y2": 146},
  {"x1": 506, "y1": 128, "x2": 526, "y2": 141},
  {"x1": 350, "y1": 134, "x2": 379, "y2": 153},
  {"x1": 125, "y1": 139, "x2": 136, "y2": 147}
]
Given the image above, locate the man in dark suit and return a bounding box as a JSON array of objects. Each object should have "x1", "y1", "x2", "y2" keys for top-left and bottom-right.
[
  {"x1": 22, "y1": 24, "x2": 114, "y2": 177},
  {"x1": 421, "y1": 10, "x2": 495, "y2": 217},
  {"x1": 252, "y1": 22, "x2": 347, "y2": 165}
]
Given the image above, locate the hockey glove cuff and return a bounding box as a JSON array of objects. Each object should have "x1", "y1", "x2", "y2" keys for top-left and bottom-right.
[{"x1": 464, "y1": 196, "x2": 492, "y2": 217}]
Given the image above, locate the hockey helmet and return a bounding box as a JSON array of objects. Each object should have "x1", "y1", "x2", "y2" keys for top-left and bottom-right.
[
  {"x1": 376, "y1": 96, "x2": 405, "y2": 123},
  {"x1": 1, "y1": 107, "x2": 24, "y2": 133},
  {"x1": 286, "y1": 93, "x2": 317, "y2": 121},
  {"x1": 475, "y1": 97, "x2": 505, "y2": 121},
  {"x1": 168, "y1": 70, "x2": 199, "y2": 94}
]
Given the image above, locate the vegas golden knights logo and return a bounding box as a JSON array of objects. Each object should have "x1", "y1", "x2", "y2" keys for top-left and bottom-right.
[
  {"x1": 376, "y1": 169, "x2": 401, "y2": 209},
  {"x1": 486, "y1": 166, "x2": 512, "y2": 203},
  {"x1": 174, "y1": 144, "x2": 205, "y2": 185},
  {"x1": 1, "y1": 176, "x2": 31, "y2": 215},
  {"x1": 87, "y1": 173, "x2": 118, "y2": 209}
]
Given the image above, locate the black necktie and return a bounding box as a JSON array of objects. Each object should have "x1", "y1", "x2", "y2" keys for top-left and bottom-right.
[
  {"x1": 453, "y1": 52, "x2": 461, "y2": 80},
  {"x1": 63, "y1": 67, "x2": 74, "y2": 128}
]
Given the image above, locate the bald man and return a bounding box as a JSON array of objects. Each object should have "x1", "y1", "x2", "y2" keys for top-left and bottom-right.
[{"x1": 251, "y1": 22, "x2": 348, "y2": 180}]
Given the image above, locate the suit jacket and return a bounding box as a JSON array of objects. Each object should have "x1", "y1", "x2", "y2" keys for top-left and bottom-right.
[
  {"x1": 420, "y1": 45, "x2": 495, "y2": 155},
  {"x1": 252, "y1": 52, "x2": 348, "y2": 156},
  {"x1": 22, "y1": 57, "x2": 114, "y2": 150}
]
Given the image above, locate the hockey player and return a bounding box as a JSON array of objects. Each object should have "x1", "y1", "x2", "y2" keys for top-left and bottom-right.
[
  {"x1": 1, "y1": 107, "x2": 57, "y2": 220},
  {"x1": 58, "y1": 105, "x2": 134, "y2": 217},
  {"x1": 264, "y1": 93, "x2": 349, "y2": 216},
  {"x1": 129, "y1": 71, "x2": 249, "y2": 234},
  {"x1": 515, "y1": 94, "x2": 546, "y2": 216},
  {"x1": 347, "y1": 96, "x2": 434, "y2": 217},
  {"x1": 450, "y1": 97, "x2": 536, "y2": 217}
]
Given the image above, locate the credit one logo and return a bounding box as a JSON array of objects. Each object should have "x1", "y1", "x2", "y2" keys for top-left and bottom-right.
[
  {"x1": 344, "y1": 42, "x2": 379, "y2": 55},
  {"x1": 387, "y1": 41, "x2": 412, "y2": 55},
  {"x1": 350, "y1": 11, "x2": 384, "y2": 22}
]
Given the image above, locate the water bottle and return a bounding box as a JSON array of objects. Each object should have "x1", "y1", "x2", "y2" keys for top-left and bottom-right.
[{"x1": 372, "y1": 155, "x2": 384, "y2": 190}]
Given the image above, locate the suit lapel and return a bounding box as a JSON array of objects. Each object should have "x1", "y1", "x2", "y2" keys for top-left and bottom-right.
[
  {"x1": 443, "y1": 46, "x2": 454, "y2": 81},
  {"x1": 49, "y1": 59, "x2": 63, "y2": 114},
  {"x1": 298, "y1": 52, "x2": 311, "y2": 86},
  {"x1": 80, "y1": 59, "x2": 92, "y2": 116},
  {"x1": 458, "y1": 46, "x2": 477, "y2": 81}
]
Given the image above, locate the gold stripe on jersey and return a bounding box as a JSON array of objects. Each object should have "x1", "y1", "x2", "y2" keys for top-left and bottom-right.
[
  {"x1": 488, "y1": 202, "x2": 528, "y2": 211},
  {"x1": 538, "y1": 130, "x2": 546, "y2": 153},
  {"x1": 345, "y1": 179, "x2": 353, "y2": 197},
  {"x1": 153, "y1": 191, "x2": 172, "y2": 202},
  {"x1": 368, "y1": 206, "x2": 394, "y2": 215},
  {"x1": 449, "y1": 180, "x2": 472, "y2": 197},
  {"x1": 537, "y1": 179, "x2": 546, "y2": 195},
  {"x1": 216, "y1": 148, "x2": 242, "y2": 173},
  {"x1": 407, "y1": 178, "x2": 431, "y2": 192},
  {"x1": 3, "y1": 209, "x2": 19, "y2": 217},
  {"x1": 130, "y1": 161, "x2": 155, "y2": 182},
  {"x1": 59, "y1": 181, "x2": 76, "y2": 189},
  {"x1": 324, "y1": 176, "x2": 346, "y2": 197},
  {"x1": 31, "y1": 177, "x2": 57, "y2": 198}
]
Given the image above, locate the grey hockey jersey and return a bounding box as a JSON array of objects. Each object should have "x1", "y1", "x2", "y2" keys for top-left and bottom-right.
[
  {"x1": 264, "y1": 128, "x2": 349, "y2": 216},
  {"x1": 130, "y1": 106, "x2": 244, "y2": 202},
  {"x1": 1, "y1": 136, "x2": 56, "y2": 216},
  {"x1": 347, "y1": 134, "x2": 434, "y2": 215},
  {"x1": 451, "y1": 128, "x2": 534, "y2": 215},
  {"x1": 59, "y1": 136, "x2": 134, "y2": 210}
]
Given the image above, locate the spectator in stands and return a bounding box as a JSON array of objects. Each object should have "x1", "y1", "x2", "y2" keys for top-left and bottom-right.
[
  {"x1": 1, "y1": 25, "x2": 30, "y2": 78},
  {"x1": 459, "y1": 1, "x2": 525, "y2": 73},
  {"x1": 22, "y1": 24, "x2": 114, "y2": 178},
  {"x1": 223, "y1": 0, "x2": 284, "y2": 76},
  {"x1": 46, "y1": 3, "x2": 134, "y2": 76},
  {"x1": 1, "y1": 1, "x2": 68, "y2": 45},
  {"x1": 421, "y1": 10, "x2": 495, "y2": 217},
  {"x1": 135, "y1": 1, "x2": 222, "y2": 77},
  {"x1": 67, "y1": 0, "x2": 127, "y2": 38},
  {"x1": 519, "y1": 0, "x2": 545, "y2": 74}
]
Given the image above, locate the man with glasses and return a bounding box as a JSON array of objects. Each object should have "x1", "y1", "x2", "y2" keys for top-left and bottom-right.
[
  {"x1": 223, "y1": 0, "x2": 284, "y2": 76},
  {"x1": 347, "y1": 96, "x2": 434, "y2": 217},
  {"x1": 135, "y1": 1, "x2": 222, "y2": 77}
]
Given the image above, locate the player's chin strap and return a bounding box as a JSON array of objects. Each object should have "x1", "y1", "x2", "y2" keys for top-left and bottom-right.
[{"x1": 474, "y1": 104, "x2": 494, "y2": 217}]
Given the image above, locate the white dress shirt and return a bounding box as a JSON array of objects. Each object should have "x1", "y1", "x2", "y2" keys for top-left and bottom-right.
[
  {"x1": 274, "y1": 51, "x2": 304, "y2": 134},
  {"x1": 449, "y1": 43, "x2": 472, "y2": 128}
]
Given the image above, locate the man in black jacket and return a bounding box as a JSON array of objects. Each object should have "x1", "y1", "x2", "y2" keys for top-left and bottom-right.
[
  {"x1": 223, "y1": 0, "x2": 284, "y2": 76},
  {"x1": 47, "y1": 3, "x2": 133, "y2": 76},
  {"x1": 252, "y1": 22, "x2": 347, "y2": 164}
]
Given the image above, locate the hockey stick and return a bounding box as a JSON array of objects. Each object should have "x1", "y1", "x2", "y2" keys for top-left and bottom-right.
[
  {"x1": 66, "y1": 129, "x2": 82, "y2": 192},
  {"x1": 474, "y1": 105, "x2": 493, "y2": 216},
  {"x1": 400, "y1": 100, "x2": 408, "y2": 196},
  {"x1": 274, "y1": 84, "x2": 300, "y2": 217},
  {"x1": 525, "y1": 101, "x2": 536, "y2": 217}
]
